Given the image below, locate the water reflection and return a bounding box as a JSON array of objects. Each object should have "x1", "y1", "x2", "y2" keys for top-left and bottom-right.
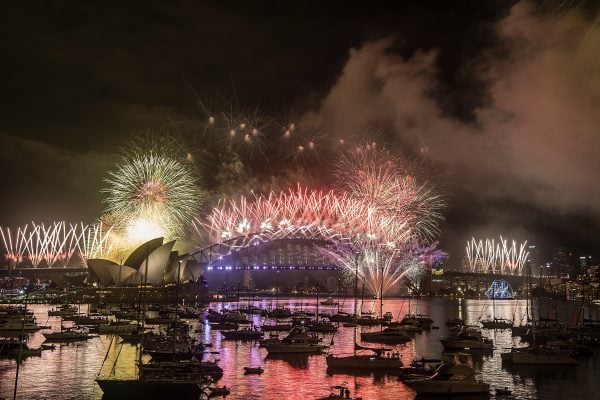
[{"x1": 0, "y1": 299, "x2": 598, "y2": 399}]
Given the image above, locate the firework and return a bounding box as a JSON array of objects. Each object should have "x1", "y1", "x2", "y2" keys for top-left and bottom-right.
[
  {"x1": 323, "y1": 244, "x2": 433, "y2": 297},
  {"x1": 336, "y1": 146, "x2": 445, "y2": 244},
  {"x1": 0, "y1": 225, "x2": 29, "y2": 265},
  {"x1": 0, "y1": 222, "x2": 115, "y2": 268},
  {"x1": 465, "y1": 236, "x2": 529, "y2": 275},
  {"x1": 78, "y1": 222, "x2": 113, "y2": 260},
  {"x1": 196, "y1": 184, "x2": 404, "y2": 248},
  {"x1": 103, "y1": 153, "x2": 202, "y2": 245}
]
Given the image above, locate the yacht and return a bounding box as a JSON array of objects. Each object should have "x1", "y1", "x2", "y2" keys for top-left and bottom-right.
[
  {"x1": 407, "y1": 354, "x2": 489, "y2": 395},
  {"x1": 440, "y1": 325, "x2": 493, "y2": 350},
  {"x1": 326, "y1": 347, "x2": 403, "y2": 370},
  {"x1": 97, "y1": 361, "x2": 212, "y2": 397},
  {"x1": 264, "y1": 328, "x2": 325, "y2": 354},
  {"x1": 221, "y1": 327, "x2": 262, "y2": 340},
  {"x1": 481, "y1": 317, "x2": 514, "y2": 329},
  {"x1": 501, "y1": 346, "x2": 578, "y2": 365},
  {"x1": 360, "y1": 327, "x2": 412, "y2": 344},
  {"x1": 43, "y1": 326, "x2": 94, "y2": 342}
]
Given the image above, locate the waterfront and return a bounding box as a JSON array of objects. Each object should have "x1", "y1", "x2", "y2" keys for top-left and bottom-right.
[{"x1": 1, "y1": 298, "x2": 599, "y2": 400}]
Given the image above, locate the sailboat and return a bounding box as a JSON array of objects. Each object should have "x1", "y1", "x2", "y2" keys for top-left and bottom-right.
[
  {"x1": 480, "y1": 286, "x2": 513, "y2": 329},
  {"x1": 501, "y1": 263, "x2": 577, "y2": 366},
  {"x1": 326, "y1": 257, "x2": 403, "y2": 372}
]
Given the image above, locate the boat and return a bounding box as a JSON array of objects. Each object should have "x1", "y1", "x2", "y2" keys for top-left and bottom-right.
[
  {"x1": 407, "y1": 353, "x2": 490, "y2": 395},
  {"x1": 96, "y1": 321, "x2": 137, "y2": 334},
  {"x1": 43, "y1": 326, "x2": 94, "y2": 342},
  {"x1": 48, "y1": 304, "x2": 77, "y2": 316},
  {"x1": 481, "y1": 317, "x2": 514, "y2": 329},
  {"x1": 320, "y1": 297, "x2": 339, "y2": 306},
  {"x1": 0, "y1": 319, "x2": 41, "y2": 332},
  {"x1": 360, "y1": 326, "x2": 412, "y2": 344},
  {"x1": 261, "y1": 324, "x2": 292, "y2": 332},
  {"x1": 244, "y1": 366, "x2": 264, "y2": 374},
  {"x1": 501, "y1": 346, "x2": 578, "y2": 365},
  {"x1": 221, "y1": 328, "x2": 262, "y2": 340},
  {"x1": 316, "y1": 383, "x2": 362, "y2": 400},
  {"x1": 208, "y1": 385, "x2": 230, "y2": 396},
  {"x1": 97, "y1": 362, "x2": 212, "y2": 397},
  {"x1": 496, "y1": 387, "x2": 512, "y2": 396},
  {"x1": 440, "y1": 325, "x2": 493, "y2": 350},
  {"x1": 264, "y1": 327, "x2": 325, "y2": 354},
  {"x1": 308, "y1": 321, "x2": 338, "y2": 333},
  {"x1": 326, "y1": 347, "x2": 403, "y2": 371}
]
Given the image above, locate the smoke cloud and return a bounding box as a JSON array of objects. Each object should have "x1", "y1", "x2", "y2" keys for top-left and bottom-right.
[{"x1": 311, "y1": 2, "x2": 600, "y2": 222}]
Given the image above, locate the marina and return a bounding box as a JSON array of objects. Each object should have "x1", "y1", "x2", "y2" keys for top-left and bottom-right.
[{"x1": 0, "y1": 297, "x2": 599, "y2": 399}]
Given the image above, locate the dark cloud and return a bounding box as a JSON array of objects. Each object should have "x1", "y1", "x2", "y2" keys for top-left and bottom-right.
[{"x1": 0, "y1": 134, "x2": 116, "y2": 224}]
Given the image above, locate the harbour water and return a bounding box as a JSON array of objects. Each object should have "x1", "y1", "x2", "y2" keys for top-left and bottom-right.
[{"x1": 1, "y1": 298, "x2": 599, "y2": 399}]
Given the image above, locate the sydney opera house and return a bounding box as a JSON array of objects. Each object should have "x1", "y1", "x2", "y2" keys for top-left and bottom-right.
[{"x1": 87, "y1": 237, "x2": 205, "y2": 287}]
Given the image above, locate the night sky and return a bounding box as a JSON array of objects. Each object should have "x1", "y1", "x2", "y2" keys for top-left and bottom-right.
[{"x1": 1, "y1": 0, "x2": 600, "y2": 264}]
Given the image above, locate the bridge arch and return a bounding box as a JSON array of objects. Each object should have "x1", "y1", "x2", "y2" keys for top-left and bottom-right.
[{"x1": 192, "y1": 233, "x2": 340, "y2": 271}]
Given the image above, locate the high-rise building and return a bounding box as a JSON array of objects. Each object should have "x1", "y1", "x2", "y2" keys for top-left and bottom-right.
[
  {"x1": 527, "y1": 244, "x2": 539, "y2": 271},
  {"x1": 551, "y1": 247, "x2": 572, "y2": 278}
]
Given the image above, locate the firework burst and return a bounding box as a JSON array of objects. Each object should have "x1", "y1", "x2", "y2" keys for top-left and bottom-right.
[
  {"x1": 336, "y1": 146, "x2": 445, "y2": 244},
  {"x1": 103, "y1": 152, "x2": 202, "y2": 245}
]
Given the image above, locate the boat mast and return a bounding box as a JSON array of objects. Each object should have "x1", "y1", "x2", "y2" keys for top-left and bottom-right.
[
  {"x1": 379, "y1": 260, "x2": 384, "y2": 325},
  {"x1": 139, "y1": 244, "x2": 150, "y2": 372},
  {"x1": 353, "y1": 251, "x2": 359, "y2": 356},
  {"x1": 316, "y1": 290, "x2": 319, "y2": 323},
  {"x1": 173, "y1": 259, "x2": 182, "y2": 361}
]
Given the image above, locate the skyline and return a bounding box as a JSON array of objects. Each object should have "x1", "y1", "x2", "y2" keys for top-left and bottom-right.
[{"x1": 1, "y1": 1, "x2": 600, "y2": 262}]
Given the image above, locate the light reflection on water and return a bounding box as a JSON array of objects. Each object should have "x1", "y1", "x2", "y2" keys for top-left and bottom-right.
[{"x1": 0, "y1": 299, "x2": 598, "y2": 399}]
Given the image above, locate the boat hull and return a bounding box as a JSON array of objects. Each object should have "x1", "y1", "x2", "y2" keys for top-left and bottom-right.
[
  {"x1": 264, "y1": 344, "x2": 323, "y2": 354},
  {"x1": 410, "y1": 380, "x2": 490, "y2": 395},
  {"x1": 96, "y1": 379, "x2": 203, "y2": 397},
  {"x1": 326, "y1": 354, "x2": 402, "y2": 370},
  {"x1": 503, "y1": 352, "x2": 578, "y2": 365},
  {"x1": 440, "y1": 340, "x2": 493, "y2": 349}
]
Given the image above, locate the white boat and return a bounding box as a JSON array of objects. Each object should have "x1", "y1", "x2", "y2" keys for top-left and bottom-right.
[{"x1": 407, "y1": 354, "x2": 490, "y2": 395}]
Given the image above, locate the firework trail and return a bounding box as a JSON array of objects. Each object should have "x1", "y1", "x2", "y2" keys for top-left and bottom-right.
[
  {"x1": 0, "y1": 222, "x2": 116, "y2": 267},
  {"x1": 465, "y1": 236, "x2": 529, "y2": 275}
]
